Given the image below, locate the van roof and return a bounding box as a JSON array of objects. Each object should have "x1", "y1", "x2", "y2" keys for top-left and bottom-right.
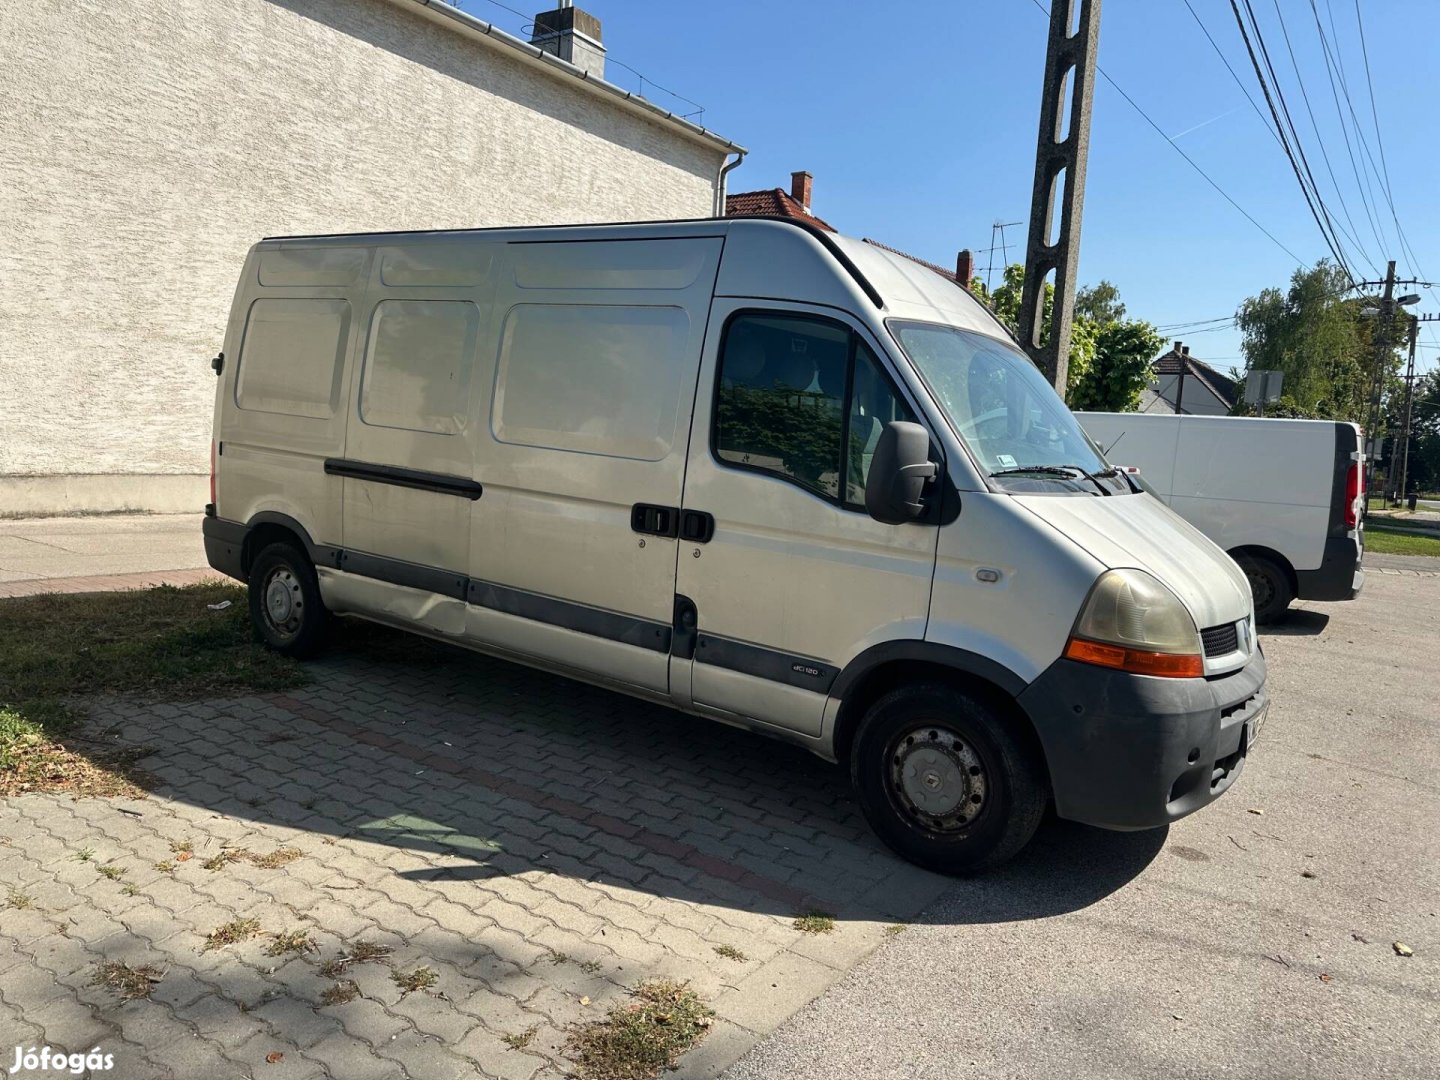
[{"x1": 258, "y1": 217, "x2": 1015, "y2": 346}]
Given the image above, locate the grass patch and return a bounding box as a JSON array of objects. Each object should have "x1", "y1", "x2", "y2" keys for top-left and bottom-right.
[
  {"x1": 792, "y1": 912, "x2": 836, "y2": 935},
  {"x1": 203, "y1": 918, "x2": 262, "y2": 951},
  {"x1": 712, "y1": 945, "x2": 747, "y2": 962},
  {"x1": 504, "y1": 1026, "x2": 539, "y2": 1051},
  {"x1": 169, "y1": 839, "x2": 193, "y2": 855},
  {"x1": 319, "y1": 981, "x2": 360, "y2": 1006},
  {"x1": 152, "y1": 860, "x2": 175, "y2": 873},
  {"x1": 883, "y1": 924, "x2": 907, "y2": 937},
  {"x1": 96, "y1": 864, "x2": 126, "y2": 880},
  {"x1": 72, "y1": 847, "x2": 95, "y2": 863},
  {"x1": 0, "y1": 584, "x2": 306, "y2": 798},
  {"x1": 391, "y1": 966, "x2": 438, "y2": 995},
  {"x1": 266, "y1": 930, "x2": 316, "y2": 957},
  {"x1": 202, "y1": 849, "x2": 247, "y2": 872},
  {"x1": 91, "y1": 961, "x2": 163, "y2": 1001},
  {"x1": 564, "y1": 979, "x2": 713, "y2": 1080},
  {"x1": 121, "y1": 883, "x2": 140, "y2": 897},
  {"x1": 5, "y1": 890, "x2": 34, "y2": 910},
  {"x1": 317, "y1": 941, "x2": 393, "y2": 978},
  {"x1": 1366, "y1": 526, "x2": 1440, "y2": 557},
  {"x1": 249, "y1": 847, "x2": 303, "y2": 869}
]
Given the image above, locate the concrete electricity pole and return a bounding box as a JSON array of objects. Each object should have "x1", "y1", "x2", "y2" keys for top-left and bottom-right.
[
  {"x1": 1398, "y1": 315, "x2": 1418, "y2": 503},
  {"x1": 1018, "y1": 0, "x2": 1101, "y2": 397},
  {"x1": 1364, "y1": 260, "x2": 1397, "y2": 515}
]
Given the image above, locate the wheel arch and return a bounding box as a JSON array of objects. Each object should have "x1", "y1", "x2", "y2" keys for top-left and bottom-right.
[
  {"x1": 829, "y1": 643, "x2": 1043, "y2": 769},
  {"x1": 1226, "y1": 544, "x2": 1298, "y2": 595},
  {"x1": 241, "y1": 512, "x2": 323, "y2": 576}
]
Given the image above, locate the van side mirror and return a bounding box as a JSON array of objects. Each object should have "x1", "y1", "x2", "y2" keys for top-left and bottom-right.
[{"x1": 865, "y1": 421, "x2": 937, "y2": 524}]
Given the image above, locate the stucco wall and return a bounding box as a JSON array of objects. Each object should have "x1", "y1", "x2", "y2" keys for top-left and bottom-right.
[{"x1": 0, "y1": 0, "x2": 724, "y2": 489}]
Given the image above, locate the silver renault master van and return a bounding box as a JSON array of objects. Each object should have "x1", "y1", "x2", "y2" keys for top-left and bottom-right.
[{"x1": 204, "y1": 218, "x2": 1267, "y2": 873}]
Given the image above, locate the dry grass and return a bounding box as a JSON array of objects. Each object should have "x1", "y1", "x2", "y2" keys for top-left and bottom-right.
[
  {"x1": 792, "y1": 912, "x2": 836, "y2": 935},
  {"x1": 564, "y1": 979, "x2": 713, "y2": 1080},
  {"x1": 249, "y1": 847, "x2": 303, "y2": 869},
  {"x1": 319, "y1": 981, "x2": 360, "y2": 1006},
  {"x1": 203, "y1": 918, "x2": 262, "y2": 952},
  {"x1": 391, "y1": 966, "x2": 439, "y2": 995},
  {"x1": 317, "y1": 941, "x2": 392, "y2": 979},
  {"x1": 5, "y1": 890, "x2": 34, "y2": 910},
  {"x1": 96, "y1": 864, "x2": 126, "y2": 880},
  {"x1": 202, "y1": 849, "x2": 247, "y2": 872},
  {"x1": 503, "y1": 1026, "x2": 539, "y2": 1051},
  {"x1": 168, "y1": 839, "x2": 193, "y2": 855},
  {"x1": 883, "y1": 924, "x2": 907, "y2": 937},
  {"x1": 265, "y1": 930, "x2": 316, "y2": 957},
  {"x1": 91, "y1": 961, "x2": 163, "y2": 1001},
  {"x1": 712, "y1": 945, "x2": 747, "y2": 962},
  {"x1": 152, "y1": 860, "x2": 175, "y2": 873},
  {"x1": 0, "y1": 584, "x2": 305, "y2": 798}
]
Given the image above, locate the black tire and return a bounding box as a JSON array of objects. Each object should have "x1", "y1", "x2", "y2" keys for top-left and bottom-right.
[
  {"x1": 1235, "y1": 553, "x2": 1293, "y2": 624},
  {"x1": 247, "y1": 541, "x2": 329, "y2": 658},
  {"x1": 850, "y1": 683, "x2": 1048, "y2": 875}
]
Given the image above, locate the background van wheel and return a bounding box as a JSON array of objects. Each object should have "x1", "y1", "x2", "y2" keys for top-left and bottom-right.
[
  {"x1": 248, "y1": 542, "x2": 329, "y2": 658},
  {"x1": 851, "y1": 683, "x2": 1047, "y2": 875},
  {"x1": 1235, "y1": 553, "x2": 1293, "y2": 624}
]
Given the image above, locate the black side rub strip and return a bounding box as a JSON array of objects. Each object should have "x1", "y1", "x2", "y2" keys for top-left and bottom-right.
[
  {"x1": 695, "y1": 634, "x2": 838, "y2": 693},
  {"x1": 324, "y1": 458, "x2": 483, "y2": 500},
  {"x1": 468, "y1": 579, "x2": 672, "y2": 654}
]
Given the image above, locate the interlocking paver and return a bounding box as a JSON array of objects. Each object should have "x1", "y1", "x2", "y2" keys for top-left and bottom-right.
[{"x1": 1, "y1": 623, "x2": 932, "y2": 1078}]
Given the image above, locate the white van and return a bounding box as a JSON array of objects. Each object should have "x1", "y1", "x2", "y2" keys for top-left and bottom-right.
[
  {"x1": 1075, "y1": 412, "x2": 1364, "y2": 623},
  {"x1": 204, "y1": 218, "x2": 1266, "y2": 873}
]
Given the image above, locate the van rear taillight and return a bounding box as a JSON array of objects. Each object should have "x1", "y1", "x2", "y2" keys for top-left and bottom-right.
[
  {"x1": 1344, "y1": 462, "x2": 1361, "y2": 528},
  {"x1": 210, "y1": 441, "x2": 217, "y2": 507}
]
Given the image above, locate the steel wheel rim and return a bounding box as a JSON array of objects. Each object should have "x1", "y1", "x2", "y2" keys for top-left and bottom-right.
[
  {"x1": 1246, "y1": 564, "x2": 1275, "y2": 609},
  {"x1": 263, "y1": 567, "x2": 303, "y2": 637},
  {"x1": 886, "y1": 725, "x2": 988, "y2": 835}
]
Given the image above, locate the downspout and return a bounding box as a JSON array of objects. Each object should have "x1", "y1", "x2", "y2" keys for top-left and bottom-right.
[{"x1": 714, "y1": 151, "x2": 747, "y2": 217}]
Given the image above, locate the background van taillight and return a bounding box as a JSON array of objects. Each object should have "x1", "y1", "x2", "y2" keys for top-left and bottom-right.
[
  {"x1": 1344, "y1": 462, "x2": 1361, "y2": 528},
  {"x1": 210, "y1": 441, "x2": 217, "y2": 506}
]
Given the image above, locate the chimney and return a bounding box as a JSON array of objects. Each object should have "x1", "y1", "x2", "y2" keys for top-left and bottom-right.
[
  {"x1": 531, "y1": 2, "x2": 605, "y2": 78},
  {"x1": 1173, "y1": 340, "x2": 1183, "y2": 355},
  {"x1": 1182, "y1": 346, "x2": 1190, "y2": 357},
  {"x1": 790, "y1": 171, "x2": 813, "y2": 213},
  {"x1": 956, "y1": 249, "x2": 974, "y2": 288}
]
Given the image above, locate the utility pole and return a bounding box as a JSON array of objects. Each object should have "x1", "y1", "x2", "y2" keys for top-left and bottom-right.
[
  {"x1": 1018, "y1": 0, "x2": 1101, "y2": 398},
  {"x1": 1398, "y1": 315, "x2": 1418, "y2": 504},
  {"x1": 1363, "y1": 260, "x2": 1396, "y2": 520}
]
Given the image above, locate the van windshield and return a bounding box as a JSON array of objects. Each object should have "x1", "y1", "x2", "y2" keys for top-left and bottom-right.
[{"x1": 890, "y1": 320, "x2": 1117, "y2": 491}]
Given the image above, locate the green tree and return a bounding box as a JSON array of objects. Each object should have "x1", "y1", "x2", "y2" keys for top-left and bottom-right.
[
  {"x1": 1232, "y1": 260, "x2": 1403, "y2": 423},
  {"x1": 978, "y1": 264, "x2": 1158, "y2": 410}
]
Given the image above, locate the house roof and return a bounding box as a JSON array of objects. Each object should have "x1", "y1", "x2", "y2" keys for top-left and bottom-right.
[
  {"x1": 381, "y1": 0, "x2": 745, "y2": 156},
  {"x1": 725, "y1": 188, "x2": 834, "y2": 231},
  {"x1": 1153, "y1": 349, "x2": 1238, "y2": 408}
]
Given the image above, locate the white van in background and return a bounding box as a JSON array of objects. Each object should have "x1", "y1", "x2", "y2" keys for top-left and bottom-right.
[
  {"x1": 1076, "y1": 412, "x2": 1365, "y2": 622},
  {"x1": 205, "y1": 217, "x2": 1266, "y2": 873}
]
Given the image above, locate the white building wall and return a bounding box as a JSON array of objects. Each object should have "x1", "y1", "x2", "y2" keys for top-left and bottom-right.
[{"x1": 0, "y1": 0, "x2": 726, "y2": 511}]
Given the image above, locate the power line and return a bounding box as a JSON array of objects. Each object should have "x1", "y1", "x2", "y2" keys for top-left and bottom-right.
[
  {"x1": 1266, "y1": 0, "x2": 1375, "y2": 274},
  {"x1": 1178, "y1": 0, "x2": 1282, "y2": 148},
  {"x1": 1231, "y1": 0, "x2": 1354, "y2": 279},
  {"x1": 1027, "y1": 0, "x2": 1307, "y2": 266}
]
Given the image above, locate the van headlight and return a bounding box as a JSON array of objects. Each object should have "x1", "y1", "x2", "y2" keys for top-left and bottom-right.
[{"x1": 1063, "y1": 569, "x2": 1203, "y2": 679}]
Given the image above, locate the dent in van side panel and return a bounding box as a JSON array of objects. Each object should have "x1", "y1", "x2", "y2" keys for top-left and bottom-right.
[
  {"x1": 379, "y1": 247, "x2": 493, "y2": 288},
  {"x1": 926, "y1": 495, "x2": 1100, "y2": 685},
  {"x1": 257, "y1": 247, "x2": 367, "y2": 287},
  {"x1": 316, "y1": 569, "x2": 466, "y2": 636}
]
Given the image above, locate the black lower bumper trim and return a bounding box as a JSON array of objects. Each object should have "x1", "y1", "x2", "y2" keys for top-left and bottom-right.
[
  {"x1": 1017, "y1": 649, "x2": 1268, "y2": 830},
  {"x1": 201, "y1": 516, "x2": 247, "y2": 582},
  {"x1": 1295, "y1": 535, "x2": 1364, "y2": 601}
]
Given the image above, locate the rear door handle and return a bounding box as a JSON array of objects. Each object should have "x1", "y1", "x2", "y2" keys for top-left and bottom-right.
[
  {"x1": 631, "y1": 503, "x2": 679, "y2": 537},
  {"x1": 679, "y1": 510, "x2": 715, "y2": 543}
]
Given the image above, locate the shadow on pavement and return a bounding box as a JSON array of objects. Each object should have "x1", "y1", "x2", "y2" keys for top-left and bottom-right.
[
  {"x1": 96, "y1": 621, "x2": 1162, "y2": 926},
  {"x1": 1262, "y1": 609, "x2": 1330, "y2": 637}
]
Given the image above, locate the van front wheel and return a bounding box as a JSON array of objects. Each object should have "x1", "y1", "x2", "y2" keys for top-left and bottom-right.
[
  {"x1": 851, "y1": 684, "x2": 1046, "y2": 875},
  {"x1": 248, "y1": 542, "x2": 329, "y2": 658}
]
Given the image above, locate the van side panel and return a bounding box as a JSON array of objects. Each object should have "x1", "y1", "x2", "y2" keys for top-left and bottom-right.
[
  {"x1": 214, "y1": 245, "x2": 370, "y2": 557},
  {"x1": 465, "y1": 237, "x2": 724, "y2": 694}
]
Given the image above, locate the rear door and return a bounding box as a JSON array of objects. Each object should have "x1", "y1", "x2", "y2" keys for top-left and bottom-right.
[
  {"x1": 465, "y1": 237, "x2": 723, "y2": 694},
  {"x1": 672, "y1": 301, "x2": 940, "y2": 736}
]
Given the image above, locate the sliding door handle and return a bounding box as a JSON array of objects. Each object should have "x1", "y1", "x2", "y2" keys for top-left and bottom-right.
[{"x1": 679, "y1": 510, "x2": 715, "y2": 544}]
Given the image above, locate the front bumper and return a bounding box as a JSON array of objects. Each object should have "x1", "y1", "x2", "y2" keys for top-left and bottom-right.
[{"x1": 1017, "y1": 648, "x2": 1268, "y2": 830}]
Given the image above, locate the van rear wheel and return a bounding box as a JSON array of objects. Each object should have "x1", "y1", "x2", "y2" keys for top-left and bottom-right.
[
  {"x1": 1235, "y1": 553, "x2": 1293, "y2": 624},
  {"x1": 248, "y1": 542, "x2": 329, "y2": 658},
  {"x1": 851, "y1": 684, "x2": 1047, "y2": 875}
]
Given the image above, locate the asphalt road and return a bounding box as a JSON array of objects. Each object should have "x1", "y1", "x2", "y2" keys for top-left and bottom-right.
[{"x1": 723, "y1": 568, "x2": 1440, "y2": 1080}]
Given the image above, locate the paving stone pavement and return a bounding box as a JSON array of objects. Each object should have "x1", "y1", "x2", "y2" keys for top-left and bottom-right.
[{"x1": 0, "y1": 622, "x2": 953, "y2": 1079}]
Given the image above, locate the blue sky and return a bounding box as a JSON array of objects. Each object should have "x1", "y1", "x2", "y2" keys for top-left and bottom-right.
[{"x1": 469, "y1": 0, "x2": 1439, "y2": 376}]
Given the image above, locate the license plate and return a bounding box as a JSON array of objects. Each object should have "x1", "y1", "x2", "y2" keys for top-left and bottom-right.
[{"x1": 1247, "y1": 701, "x2": 1269, "y2": 747}]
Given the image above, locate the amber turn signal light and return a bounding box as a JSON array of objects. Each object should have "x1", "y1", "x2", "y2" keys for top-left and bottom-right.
[{"x1": 1063, "y1": 637, "x2": 1204, "y2": 679}]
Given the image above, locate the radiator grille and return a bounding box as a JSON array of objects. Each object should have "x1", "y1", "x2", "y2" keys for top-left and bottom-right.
[{"x1": 1201, "y1": 622, "x2": 1239, "y2": 657}]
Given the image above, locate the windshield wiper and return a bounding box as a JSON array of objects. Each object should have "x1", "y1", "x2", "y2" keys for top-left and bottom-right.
[{"x1": 989, "y1": 464, "x2": 1116, "y2": 495}]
